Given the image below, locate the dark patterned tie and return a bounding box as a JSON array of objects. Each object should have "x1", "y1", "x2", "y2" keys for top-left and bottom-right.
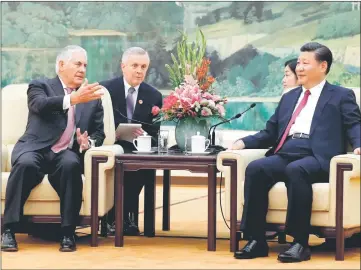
[{"x1": 126, "y1": 87, "x2": 136, "y2": 122}]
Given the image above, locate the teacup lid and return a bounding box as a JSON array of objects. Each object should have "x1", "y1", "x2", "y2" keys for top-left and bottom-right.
[
  {"x1": 140, "y1": 131, "x2": 151, "y2": 138},
  {"x1": 192, "y1": 131, "x2": 204, "y2": 139}
]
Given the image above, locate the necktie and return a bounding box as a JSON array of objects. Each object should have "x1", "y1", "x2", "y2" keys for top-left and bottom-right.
[
  {"x1": 51, "y1": 88, "x2": 75, "y2": 153},
  {"x1": 126, "y1": 87, "x2": 136, "y2": 123},
  {"x1": 274, "y1": 90, "x2": 311, "y2": 153}
]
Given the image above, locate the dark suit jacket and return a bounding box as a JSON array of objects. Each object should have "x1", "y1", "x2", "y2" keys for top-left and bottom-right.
[
  {"x1": 100, "y1": 76, "x2": 163, "y2": 152},
  {"x1": 11, "y1": 77, "x2": 105, "y2": 165},
  {"x1": 242, "y1": 81, "x2": 361, "y2": 172}
]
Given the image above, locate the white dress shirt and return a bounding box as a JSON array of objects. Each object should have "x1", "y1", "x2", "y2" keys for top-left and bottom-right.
[
  {"x1": 58, "y1": 78, "x2": 95, "y2": 152},
  {"x1": 59, "y1": 78, "x2": 76, "y2": 149},
  {"x1": 289, "y1": 80, "x2": 326, "y2": 136},
  {"x1": 123, "y1": 78, "x2": 140, "y2": 108}
]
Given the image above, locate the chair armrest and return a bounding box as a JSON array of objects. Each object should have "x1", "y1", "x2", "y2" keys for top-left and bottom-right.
[
  {"x1": 216, "y1": 149, "x2": 268, "y2": 221},
  {"x1": 328, "y1": 154, "x2": 360, "y2": 227},
  {"x1": 217, "y1": 149, "x2": 268, "y2": 180},
  {"x1": 2, "y1": 144, "x2": 8, "y2": 172},
  {"x1": 330, "y1": 154, "x2": 360, "y2": 179},
  {"x1": 83, "y1": 145, "x2": 124, "y2": 216}
]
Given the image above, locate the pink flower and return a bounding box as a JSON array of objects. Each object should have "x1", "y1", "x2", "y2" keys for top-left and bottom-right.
[
  {"x1": 212, "y1": 95, "x2": 221, "y2": 102},
  {"x1": 216, "y1": 104, "x2": 225, "y2": 117},
  {"x1": 201, "y1": 107, "x2": 212, "y2": 117},
  {"x1": 202, "y1": 92, "x2": 213, "y2": 100},
  {"x1": 151, "y1": 106, "x2": 160, "y2": 116}
]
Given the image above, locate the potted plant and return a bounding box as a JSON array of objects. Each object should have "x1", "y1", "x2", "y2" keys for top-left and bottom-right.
[{"x1": 152, "y1": 30, "x2": 227, "y2": 151}]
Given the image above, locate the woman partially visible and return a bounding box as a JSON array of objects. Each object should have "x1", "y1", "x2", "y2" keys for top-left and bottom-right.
[{"x1": 282, "y1": 58, "x2": 299, "y2": 93}]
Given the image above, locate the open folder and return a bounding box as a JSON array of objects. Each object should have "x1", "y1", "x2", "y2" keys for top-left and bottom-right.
[{"x1": 116, "y1": 123, "x2": 142, "y2": 143}]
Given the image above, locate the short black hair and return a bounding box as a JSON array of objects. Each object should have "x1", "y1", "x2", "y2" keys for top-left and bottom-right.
[
  {"x1": 284, "y1": 58, "x2": 298, "y2": 78},
  {"x1": 300, "y1": 42, "x2": 333, "y2": 74}
]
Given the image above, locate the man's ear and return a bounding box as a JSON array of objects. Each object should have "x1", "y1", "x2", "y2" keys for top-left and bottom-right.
[
  {"x1": 58, "y1": 60, "x2": 65, "y2": 72},
  {"x1": 320, "y1": 61, "x2": 328, "y2": 73}
]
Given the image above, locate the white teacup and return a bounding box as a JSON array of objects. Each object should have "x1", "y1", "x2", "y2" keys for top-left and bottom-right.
[
  {"x1": 133, "y1": 132, "x2": 152, "y2": 152},
  {"x1": 191, "y1": 132, "x2": 210, "y2": 153}
]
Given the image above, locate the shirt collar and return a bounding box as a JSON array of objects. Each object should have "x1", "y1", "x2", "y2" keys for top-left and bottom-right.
[
  {"x1": 302, "y1": 79, "x2": 325, "y2": 96},
  {"x1": 123, "y1": 78, "x2": 140, "y2": 93},
  {"x1": 58, "y1": 76, "x2": 67, "y2": 90}
]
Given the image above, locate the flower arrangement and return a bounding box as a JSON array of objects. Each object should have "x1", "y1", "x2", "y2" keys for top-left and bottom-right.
[{"x1": 152, "y1": 30, "x2": 227, "y2": 123}]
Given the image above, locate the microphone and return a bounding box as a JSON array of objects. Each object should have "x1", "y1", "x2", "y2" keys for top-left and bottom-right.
[
  {"x1": 208, "y1": 103, "x2": 256, "y2": 146},
  {"x1": 115, "y1": 108, "x2": 154, "y2": 127}
]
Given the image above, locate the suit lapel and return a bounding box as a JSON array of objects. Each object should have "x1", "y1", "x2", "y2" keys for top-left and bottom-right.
[
  {"x1": 75, "y1": 103, "x2": 84, "y2": 126},
  {"x1": 118, "y1": 77, "x2": 127, "y2": 121},
  {"x1": 50, "y1": 77, "x2": 66, "y2": 97},
  {"x1": 278, "y1": 87, "x2": 302, "y2": 140},
  {"x1": 132, "y1": 83, "x2": 148, "y2": 121},
  {"x1": 310, "y1": 81, "x2": 334, "y2": 135}
]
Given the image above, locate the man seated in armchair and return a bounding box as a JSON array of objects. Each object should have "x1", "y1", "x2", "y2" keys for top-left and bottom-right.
[
  {"x1": 230, "y1": 42, "x2": 361, "y2": 263},
  {"x1": 1, "y1": 45, "x2": 105, "y2": 252}
]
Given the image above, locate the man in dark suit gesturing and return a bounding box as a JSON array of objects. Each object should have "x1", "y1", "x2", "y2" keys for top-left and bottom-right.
[
  {"x1": 1, "y1": 45, "x2": 105, "y2": 252},
  {"x1": 231, "y1": 42, "x2": 361, "y2": 262},
  {"x1": 101, "y1": 47, "x2": 162, "y2": 236}
]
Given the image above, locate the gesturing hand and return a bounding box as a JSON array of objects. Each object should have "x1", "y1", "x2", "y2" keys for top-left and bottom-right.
[{"x1": 71, "y1": 78, "x2": 104, "y2": 105}]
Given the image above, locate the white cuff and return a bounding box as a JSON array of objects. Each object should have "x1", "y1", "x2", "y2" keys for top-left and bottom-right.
[{"x1": 63, "y1": 94, "x2": 71, "y2": 110}]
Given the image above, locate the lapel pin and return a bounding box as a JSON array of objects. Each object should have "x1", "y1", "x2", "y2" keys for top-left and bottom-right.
[{"x1": 139, "y1": 100, "x2": 143, "y2": 104}]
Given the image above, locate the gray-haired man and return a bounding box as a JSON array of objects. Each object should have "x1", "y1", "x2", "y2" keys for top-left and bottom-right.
[
  {"x1": 1, "y1": 45, "x2": 105, "y2": 252},
  {"x1": 101, "y1": 47, "x2": 162, "y2": 236}
]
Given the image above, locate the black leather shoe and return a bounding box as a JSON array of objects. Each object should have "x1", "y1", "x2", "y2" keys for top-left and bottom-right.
[
  {"x1": 278, "y1": 242, "x2": 311, "y2": 263},
  {"x1": 107, "y1": 223, "x2": 116, "y2": 236},
  {"x1": 59, "y1": 235, "x2": 76, "y2": 252},
  {"x1": 1, "y1": 229, "x2": 18, "y2": 252},
  {"x1": 124, "y1": 213, "x2": 140, "y2": 236},
  {"x1": 234, "y1": 240, "x2": 269, "y2": 259},
  {"x1": 106, "y1": 215, "x2": 140, "y2": 236}
]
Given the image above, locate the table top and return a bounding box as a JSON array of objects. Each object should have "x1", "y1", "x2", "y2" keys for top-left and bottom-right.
[{"x1": 115, "y1": 150, "x2": 217, "y2": 162}]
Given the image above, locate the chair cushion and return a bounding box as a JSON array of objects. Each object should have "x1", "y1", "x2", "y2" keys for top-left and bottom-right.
[
  {"x1": 2, "y1": 173, "x2": 85, "y2": 202},
  {"x1": 242, "y1": 182, "x2": 330, "y2": 212}
]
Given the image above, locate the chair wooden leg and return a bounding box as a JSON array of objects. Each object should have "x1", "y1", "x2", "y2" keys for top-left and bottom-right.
[
  {"x1": 336, "y1": 230, "x2": 345, "y2": 261},
  {"x1": 335, "y1": 163, "x2": 352, "y2": 260}
]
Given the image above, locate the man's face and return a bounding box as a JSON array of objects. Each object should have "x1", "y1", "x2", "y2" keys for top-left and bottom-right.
[
  {"x1": 121, "y1": 54, "x2": 150, "y2": 87},
  {"x1": 296, "y1": 51, "x2": 327, "y2": 88},
  {"x1": 58, "y1": 51, "x2": 87, "y2": 88}
]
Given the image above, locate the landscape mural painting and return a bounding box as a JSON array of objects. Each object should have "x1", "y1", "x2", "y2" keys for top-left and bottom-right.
[{"x1": 2, "y1": 1, "x2": 360, "y2": 130}]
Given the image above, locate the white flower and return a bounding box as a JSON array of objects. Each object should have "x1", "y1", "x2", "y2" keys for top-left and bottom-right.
[
  {"x1": 200, "y1": 99, "x2": 209, "y2": 106},
  {"x1": 208, "y1": 100, "x2": 216, "y2": 109}
]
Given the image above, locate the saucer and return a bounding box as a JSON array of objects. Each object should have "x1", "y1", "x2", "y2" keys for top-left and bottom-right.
[
  {"x1": 188, "y1": 151, "x2": 210, "y2": 155},
  {"x1": 132, "y1": 150, "x2": 155, "y2": 154}
]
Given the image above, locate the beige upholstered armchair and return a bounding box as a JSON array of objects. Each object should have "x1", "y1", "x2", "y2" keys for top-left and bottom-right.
[
  {"x1": 1, "y1": 84, "x2": 123, "y2": 246},
  {"x1": 217, "y1": 88, "x2": 360, "y2": 261}
]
